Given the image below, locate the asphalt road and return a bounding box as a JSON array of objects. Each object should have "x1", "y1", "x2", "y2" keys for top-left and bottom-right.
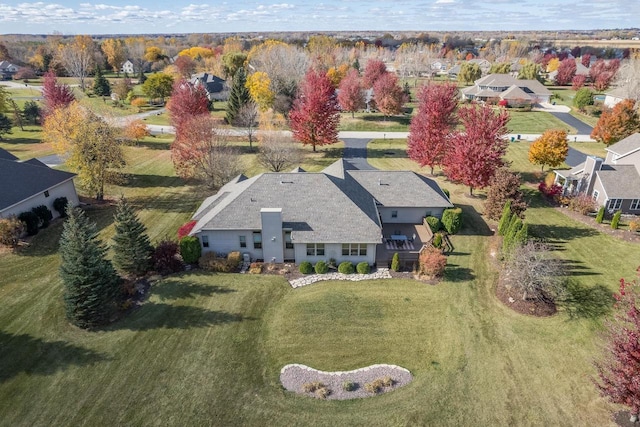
[{"x1": 549, "y1": 112, "x2": 594, "y2": 135}]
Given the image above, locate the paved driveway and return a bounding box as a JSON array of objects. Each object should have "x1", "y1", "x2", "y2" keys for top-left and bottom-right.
[
  {"x1": 342, "y1": 138, "x2": 376, "y2": 170},
  {"x1": 549, "y1": 112, "x2": 594, "y2": 135}
]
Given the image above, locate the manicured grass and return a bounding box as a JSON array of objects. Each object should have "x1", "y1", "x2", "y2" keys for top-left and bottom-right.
[
  {"x1": 142, "y1": 112, "x2": 171, "y2": 126},
  {"x1": 339, "y1": 112, "x2": 412, "y2": 132},
  {"x1": 507, "y1": 111, "x2": 576, "y2": 134},
  {"x1": 0, "y1": 126, "x2": 53, "y2": 160}
]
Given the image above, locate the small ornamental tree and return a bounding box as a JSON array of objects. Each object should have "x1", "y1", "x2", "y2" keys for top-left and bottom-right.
[
  {"x1": 503, "y1": 241, "x2": 563, "y2": 301},
  {"x1": 573, "y1": 87, "x2": 593, "y2": 110},
  {"x1": 123, "y1": 119, "x2": 150, "y2": 143},
  {"x1": 289, "y1": 69, "x2": 340, "y2": 152},
  {"x1": 152, "y1": 240, "x2": 183, "y2": 275},
  {"x1": 42, "y1": 70, "x2": 75, "y2": 117},
  {"x1": 111, "y1": 196, "x2": 154, "y2": 276},
  {"x1": 571, "y1": 74, "x2": 587, "y2": 91},
  {"x1": 337, "y1": 68, "x2": 365, "y2": 118},
  {"x1": 484, "y1": 168, "x2": 528, "y2": 221},
  {"x1": 591, "y1": 99, "x2": 640, "y2": 146},
  {"x1": 60, "y1": 205, "x2": 121, "y2": 329},
  {"x1": 418, "y1": 246, "x2": 447, "y2": 278},
  {"x1": 167, "y1": 79, "x2": 210, "y2": 140},
  {"x1": 391, "y1": 253, "x2": 400, "y2": 272},
  {"x1": 594, "y1": 267, "x2": 640, "y2": 422},
  {"x1": 528, "y1": 129, "x2": 569, "y2": 171},
  {"x1": 611, "y1": 211, "x2": 622, "y2": 230}
]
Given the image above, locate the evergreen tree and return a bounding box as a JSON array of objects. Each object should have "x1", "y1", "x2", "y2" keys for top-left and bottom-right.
[
  {"x1": 514, "y1": 222, "x2": 528, "y2": 246},
  {"x1": 59, "y1": 205, "x2": 120, "y2": 329},
  {"x1": 497, "y1": 200, "x2": 512, "y2": 236},
  {"x1": 93, "y1": 67, "x2": 111, "y2": 97},
  {"x1": 503, "y1": 216, "x2": 523, "y2": 256},
  {"x1": 112, "y1": 196, "x2": 153, "y2": 276},
  {"x1": 226, "y1": 67, "x2": 250, "y2": 124}
]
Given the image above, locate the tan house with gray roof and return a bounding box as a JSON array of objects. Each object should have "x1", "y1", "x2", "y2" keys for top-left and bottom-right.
[
  {"x1": 554, "y1": 133, "x2": 640, "y2": 214},
  {"x1": 190, "y1": 160, "x2": 452, "y2": 266},
  {"x1": 461, "y1": 74, "x2": 552, "y2": 106}
]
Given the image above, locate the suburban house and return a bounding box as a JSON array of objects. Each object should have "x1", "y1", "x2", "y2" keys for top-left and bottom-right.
[
  {"x1": 0, "y1": 61, "x2": 19, "y2": 80},
  {"x1": 461, "y1": 74, "x2": 552, "y2": 106},
  {"x1": 189, "y1": 160, "x2": 453, "y2": 266},
  {"x1": 0, "y1": 148, "x2": 79, "y2": 219},
  {"x1": 120, "y1": 60, "x2": 135, "y2": 75},
  {"x1": 604, "y1": 86, "x2": 626, "y2": 108},
  {"x1": 553, "y1": 133, "x2": 640, "y2": 214},
  {"x1": 447, "y1": 59, "x2": 492, "y2": 79},
  {"x1": 189, "y1": 72, "x2": 229, "y2": 101}
]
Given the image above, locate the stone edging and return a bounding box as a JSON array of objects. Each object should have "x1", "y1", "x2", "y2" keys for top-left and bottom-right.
[
  {"x1": 289, "y1": 268, "x2": 391, "y2": 288},
  {"x1": 280, "y1": 363, "x2": 411, "y2": 376}
]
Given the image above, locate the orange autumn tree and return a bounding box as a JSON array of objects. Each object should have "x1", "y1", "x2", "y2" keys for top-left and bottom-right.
[
  {"x1": 123, "y1": 119, "x2": 149, "y2": 143},
  {"x1": 591, "y1": 99, "x2": 640, "y2": 146},
  {"x1": 528, "y1": 129, "x2": 569, "y2": 171}
]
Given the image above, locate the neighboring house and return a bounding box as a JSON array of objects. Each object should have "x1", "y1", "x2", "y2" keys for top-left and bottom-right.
[
  {"x1": 547, "y1": 59, "x2": 590, "y2": 83},
  {"x1": 553, "y1": 133, "x2": 640, "y2": 214},
  {"x1": 461, "y1": 74, "x2": 552, "y2": 106},
  {"x1": 0, "y1": 148, "x2": 79, "y2": 219},
  {"x1": 190, "y1": 159, "x2": 453, "y2": 266},
  {"x1": 120, "y1": 60, "x2": 135, "y2": 75},
  {"x1": 0, "y1": 60, "x2": 19, "y2": 80},
  {"x1": 604, "y1": 86, "x2": 626, "y2": 108},
  {"x1": 448, "y1": 59, "x2": 492, "y2": 79},
  {"x1": 189, "y1": 72, "x2": 229, "y2": 101},
  {"x1": 430, "y1": 60, "x2": 450, "y2": 74}
]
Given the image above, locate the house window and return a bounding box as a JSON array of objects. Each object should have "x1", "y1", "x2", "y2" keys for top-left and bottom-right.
[
  {"x1": 253, "y1": 232, "x2": 262, "y2": 249},
  {"x1": 306, "y1": 243, "x2": 325, "y2": 256},
  {"x1": 631, "y1": 199, "x2": 640, "y2": 210},
  {"x1": 592, "y1": 190, "x2": 599, "y2": 201},
  {"x1": 239, "y1": 235, "x2": 246, "y2": 248},
  {"x1": 391, "y1": 210, "x2": 398, "y2": 218},
  {"x1": 44, "y1": 190, "x2": 50, "y2": 197},
  {"x1": 342, "y1": 244, "x2": 367, "y2": 256},
  {"x1": 201, "y1": 235, "x2": 209, "y2": 248},
  {"x1": 607, "y1": 199, "x2": 622, "y2": 211},
  {"x1": 285, "y1": 232, "x2": 293, "y2": 249}
]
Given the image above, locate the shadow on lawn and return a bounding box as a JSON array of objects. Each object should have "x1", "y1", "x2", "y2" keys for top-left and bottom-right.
[
  {"x1": 125, "y1": 174, "x2": 184, "y2": 188},
  {"x1": 557, "y1": 280, "x2": 614, "y2": 320},
  {"x1": 444, "y1": 264, "x2": 475, "y2": 282},
  {"x1": 457, "y1": 204, "x2": 493, "y2": 237},
  {"x1": 555, "y1": 259, "x2": 602, "y2": 277},
  {"x1": 153, "y1": 279, "x2": 236, "y2": 301},
  {"x1": 0, "y1": 331, "x2": 110, "y2": 383},
  {"x1": 113, "y1": 303, "x2": 249, "y2": 331},
  {"x1": 130, "y1": 193, "x2": 201, "y2": 214},
  {"x1": 528, "y1": 224, "x2": 599, "y2": 243}
]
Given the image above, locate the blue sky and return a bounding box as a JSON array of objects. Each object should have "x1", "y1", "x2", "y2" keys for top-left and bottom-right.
[{"x1": 0, "y1": 1, "x2": 637, "y2": 35}]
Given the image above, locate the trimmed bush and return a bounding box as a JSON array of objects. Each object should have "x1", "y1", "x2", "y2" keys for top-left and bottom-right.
[
  {"x1": 342, "y1": 381, "x2": 357, "y2": 392},
  {"x1": 425, "y1": 216, "x2": 441, "y2": 233},
  {"x1": 418, "y1": 246, "x2": 447, "y2": 277},
  {"x1": 356, "y1": 262, "x2": 370, "y2": 274},
  {"x1": 441, "y1": 208, "x2": 463, "y2": 234},
  {"x1": 611, "y1": 211, "x2": 621, "y2": 230},
  {"x1": 18, "y1": 211, "x2": 39, "y2": 236},
  {"x1": 338, "y1": 261, "x2": 355, "y2": 274},
  {"x1": 314, "y1": 260, "x2": 329, "y2": 274},
  {"x1": 391, "y1": 252, "x2": 400, "y2": 272},
  {"x1": 432, "y1": 233, "x2": 443, "y2": 248},
  {"x1": 497, "y1": 200, "x2": 512, "y2": 236},
  {"x1": 630, "y1": 219, "x2": 640, "y2": 232},
  {"x1": 595, "y1": 206, "x2": 605, "y2": 224},
  {"x1": 227, "y1": 251, "x2": 242, "y2": 269},
  {"x1": 315, "y1": 387, "x2": 331, "y2": 399},
  {"x1": 179, "y1": 236, "x2": 202, "y2": 264},
  {"x1": 248, "y1": 262, "x2": 263, "y2": 274},
  {"x1": 381, "y1": 376, "x2": 395, "y2": 387},
  {"x1": 32, "y1": 205, "x2": 53, "y2": 228},
  {"x1": 364, "y1": 379, "x2": 385, "y2": 394},
  {"x1": 299, "y1": 261, "x2": 313, "y2": 274},
  {"x1": 53, "y1": 197, "x2": 68, "y2": 217},
  {"x1": 0, "y1": 216, "x2": 24, "y2": 247},
  {"x1": 568, "y1": 194, "x2": 596, "y2": 215},
  {"x1": 152, "y1": 240, "x2": 183, "y2": 275},
  {"x1": 198, "y1": 252, "x2": 231, "y2": 272},
  {"x1": 302, "y1": 381, "x2": 325, "y2": 393}
]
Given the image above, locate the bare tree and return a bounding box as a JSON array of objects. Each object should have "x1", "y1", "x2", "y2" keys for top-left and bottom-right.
[
  {"x1": 503, "y1": 241, "x2": 565, "y2": 301},
  {"x1": 613, "y1": 59, "x2": 640, "y2": 101},
  {"x1": 249, "y1": 42, "x2": 309, "y2": 103},
  {"x1": 258, "y1": 131, "x2": 301, "y2": 172},
  {"x1": 57, "y1": 35, "x2": 95, "y2": 91},
  {"x1": 236, "y1": 102, "x2": 259, "y2": 149}
]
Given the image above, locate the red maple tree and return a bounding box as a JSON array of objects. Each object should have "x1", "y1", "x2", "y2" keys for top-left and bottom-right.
[
  {"x1": 373, "y1": 73, "x2": 406, "y2": 118},
  {"x1": 581, "y1": 54, "x2": 592, "y2": 68},
  {"x1": 362, "y1": 59, "x2": 387, "y2": 88},
  {"x1": 337, "y1": 68, "x2": 365, "y2": 118},
  {"x1": 591, "y1": 99, "x2": 640, "y2": 146},
  {"x1": 554, "y1": 59, "x2": 577, "y2": 85},
  {"x1": 289, "y1": 69, "x2": 340, "y2": 152},
  {"x1": 595, "y1": 267, "x2": 640, "y2": 421},
  {"x1": 571, "y1": 74, "x2": 586, "y2": 90},
  {"x1": 407, "y1": 82, "x2": 458, "y2": 175},
  {"x1": 167, "y1": 79, "x2": 210, "y2": 140},
  {"x1": 589, "y1": 59, "x2": 620, "y2": 91},
  {"x1": 42, "y1": 70, "x2": 75, "y2": 117},
  {"x1": 442, "y1": 104, "x2": 510, "y2": 195}
]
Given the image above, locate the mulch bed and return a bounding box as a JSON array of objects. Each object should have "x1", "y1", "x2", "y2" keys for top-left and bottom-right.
[
  {"x1": 495, "y1": 275, "x2": 557, "y2": 317},
  {"x1": 614, "y1": 410, "x2": 640, "y2": 426},
  {"x1": 554, "y1": 206, "x2": 640, "y2": 244}
]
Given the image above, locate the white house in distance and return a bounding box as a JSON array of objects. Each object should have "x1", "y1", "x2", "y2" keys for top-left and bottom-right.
[
  {"x1": 189, "y1": 160, "x2": 453, "y2": 266},
  {"x1": 0, "y1": 148, "x2": 79, "y2": 219},
  {"x1": 120, "y1": 60, "x2": 135, "y2": 75}
]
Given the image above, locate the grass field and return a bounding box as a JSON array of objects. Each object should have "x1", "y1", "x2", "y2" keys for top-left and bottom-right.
[{"x1": 0, "y1": 118, "x2": 637, "y2": 425}]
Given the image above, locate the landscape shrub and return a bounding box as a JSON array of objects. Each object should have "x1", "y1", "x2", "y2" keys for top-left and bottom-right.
[
  {"x1": 538, "y1": 182, "x2": 563, "y2": 200},
  {"x1": 31, "y1": 205, "x2": 53, "y2": 228},
  {"x1": 18, "y1": 211, "x2": 39, "y2": 236},
  {"x1": 418, "y1": 246, "x2": 447, "y2": 278},
  {"x1": 53, "y1": 197, "x2": 68, "y2": 217},
  {"x1": 338, "y1": 261, "x2": 355, "y2": 274},
  {"x1": 595, "y1": 206, "x2": 605, "y2": 224},
  {"x1": 356, "y1": 262, "x2": 370, "y2": 274},
  {"x1": 177, "y1": 220, "x2": 197, "y2": 240},
  {"x1": 364, "y1": 379, "x2": 385, "y2": 394},
  {"x1": 441, "y1": 208, "x2": 463, "y2": 234},
  {"x1": 227, "y1": 251, "x2": 242, "y2": 269},
  {"x1": 629, "y1": 219, "x2": 640, "y2": 232},
  {"x1": 391, "y1": 253, "x2": 400, "y2": 272},
  {"x1": 299, "y1": 261, "x2": 313, "y2": 274},
  {"x1": 248, "y1": 262, "x2": 263, "y2": 274},
  {"x1": 315, "y1": 387, "x2": 331, "y2": 399},
  {"x1": 573, "y1": 87, "x2": 594, "y2": 110},
  {"x1": 381, "y1": 376, "x2": 395, "y2": 387},
  {"x1": 497, "y1": 200, "x2": 512, "y2": 236},
  {"x1": 328, "y1": 258, "x2": 337, "y2": 268},
  {"x1": 0, "y1": 216, "x2": 24, "y2": 247},
  {"x1": 432, "y1": 233, "x2": 443, "y2": 249},
  {"x1": 198, "y1": 252, "x2": 231, "y2": 272},
  {"x1": 302, "y1": 382, "x2": 325, "y2": 393},
  {"x1": 152, "y1": 240, "x2": 183, "y2": 275},
  {"x1": 342, "y1": 381, "x2": 357, "y2": 392},
  {"x1": 611, "y1": 211, "x2": 621, "y2": 230},
  {"x1": 441, "y1": 188, "x2": 450, "y2": 199},
  {"x1": 314, "y1": 260, "x2": 329, "y2": 274},
  {"x1": 568, "y1": 194, "x2": 596, "y2": 215},
  {"x1": 425, "y1": 216, "x2": 441, "y2": 233},
  {"x1": 179, "y1": 236, "x2": 202, "y2": 264}
]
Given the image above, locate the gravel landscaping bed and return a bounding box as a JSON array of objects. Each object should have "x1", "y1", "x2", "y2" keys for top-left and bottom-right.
[{"x1": 280, "y1": 363, "x2": 413, "y2": 400}]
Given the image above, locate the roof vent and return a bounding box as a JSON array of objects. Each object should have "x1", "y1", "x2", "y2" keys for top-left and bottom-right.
[
  {"x1": 280, "y1": 180, "x2": 294, "y2": 184},
  {"x1": 250, "y1": 198, "x2": 257, "y2": 202}
]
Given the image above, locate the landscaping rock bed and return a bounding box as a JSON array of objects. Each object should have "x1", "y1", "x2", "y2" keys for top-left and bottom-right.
[
  {"x1": 280, "y1": 363, "x2": 412, "y2": 400},
  {"x1": 289, "y1": 268, "x2": 391, "y2": 288}
]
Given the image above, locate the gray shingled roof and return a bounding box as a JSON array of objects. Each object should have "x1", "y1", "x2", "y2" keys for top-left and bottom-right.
[
  {"x1": 501, "y1": 85, "x2": 532, "y2": 100},
  {"x1": 597, "y1": 165, "x2": 640, "y2": 199},
  {"x1": 0, "y1": 148, "x2": 18, "y2": 161},
  {"x1": 0, "y1": 158, "x2": 76, "y2": 212},
  {"x1": 607, "y1": 133, "x2": 640, "y2": 157}
]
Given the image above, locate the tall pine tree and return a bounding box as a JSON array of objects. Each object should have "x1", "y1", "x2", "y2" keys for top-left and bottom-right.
[
  {"x1": 112, "y1": 196, "x2": 153, "y2": 276},
  {"x1": 93, "y1": 67, "x2": 111, "y2": 97},
  {"x1": 59, "y1": 205, "x2": 121, "y2": 329},
  {"x1": 226, "y1": 67, "x2": 250, "y2": 125}
]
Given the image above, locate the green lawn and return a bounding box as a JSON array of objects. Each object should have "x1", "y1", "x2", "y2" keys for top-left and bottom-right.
[
  {"x1": 507, "y1": 111, "x2": 576, "y2": 134},
  {"x1": 339, "y1": 112, "x2": 412, "y2": 132}
]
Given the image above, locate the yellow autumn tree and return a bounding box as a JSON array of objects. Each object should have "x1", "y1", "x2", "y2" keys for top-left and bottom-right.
[
  {"x1": 44, "y1": 102, "x2": 125, "y2": 200},
  {"x1": 528, "y1": 129, "x2": 569, "y2": 171},
  {"x1": 101, "y1": 38, "x2": 127, "y2": 76},
  {"x1": 547, "y1": 58, "x2": 560, "y2": 72},
  {"x1": 178, "y1": 46, "x2": 215, "y2": 60},
  {"x1": 326, "y1": 63, "x2": 350, "y2": 87},
  {"x1": 124, "y1": 119, "x2": 150, "y2": 143},
  {"x1": 144, "y1": 46, "x2": 164, "y2": 62},
  {"x1": 246, "y1": 71, "x2": 275, "y2": 111}
]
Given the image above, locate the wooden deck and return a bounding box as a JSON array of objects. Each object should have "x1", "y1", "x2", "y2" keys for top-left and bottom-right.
[{"x1": 375, "y1": 223, "x2": 433, "y2": 268}]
